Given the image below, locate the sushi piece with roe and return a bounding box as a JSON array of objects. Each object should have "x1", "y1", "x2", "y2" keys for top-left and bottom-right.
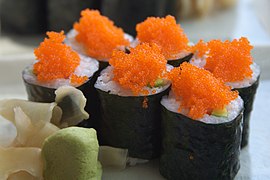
[
  {"x1": 160, "y1": 62, "x2": 243, "y2": 180},
  {"x1": 136, "y1": 15, "x2": 192, "y2": 66},
  {"x1": 95, "y1": 43, "x2": 171, "y2": 159},
  {"x1": 190, "y1": 37, "x2": 260, "y2": 147},
  {"x1": 65, "y1": 9, "x2": 134, "y2": 129},
  {"x1": 190, "y1": 37, "x2": 256, "y2": 84},
  {"x1": 66, "y1": 9, "x2": 132, "y2": 63},
  {"x1": 109, "y1": 43, "x2": 168, "y2": 95},
  {"x1": 25, "y1": 31, "x2": 98, "y2": 88},
  {"x1": 33, "y1": 31, "x2": 85, "y2": 85},
  {"x1": 168, "y1": 62, "x2": 239, "y2": 120},
  {"x1": 22, "y1": 31, "x2": 99, "y2": 128}
]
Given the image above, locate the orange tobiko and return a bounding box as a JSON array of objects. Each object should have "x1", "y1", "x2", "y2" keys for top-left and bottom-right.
[
  {"x1": 74, "y1": 9, "x2": 129, "y2": 60},
  {"x1": 205, "y1": 37, "x2": 253, "y2": 82},
  {"x1": 109, "y1": 43, "x2": 167, "y2": 95},
  {"x1": 33, "y1": 31, "x2": 81, "y2": 83},
  {"x1": 136, "y1": 15, "x2": 189, "y2": 59},
  {"x1": 169, "y1": 62, "x2": 238, "y2": 119}
]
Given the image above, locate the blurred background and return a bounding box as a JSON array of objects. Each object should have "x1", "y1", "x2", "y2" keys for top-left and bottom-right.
[{"x1": 0, "y1": 0, "x2": 270, "y2": 63}]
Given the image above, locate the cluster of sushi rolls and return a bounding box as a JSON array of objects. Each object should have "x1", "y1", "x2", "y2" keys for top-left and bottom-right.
[
  {"x1": 160, "y1": 62, "x2": 244, "y2": 180},
  {"x1": 21, "y1": 8, "x2": 260, "y2": 179},
  {"x1": 95, "y1": 43, "x2": 172, "y2": 159},
  {"x1": 136, "y1": 15, "x2": 193, "y2": 67},
  {"x1": 189, "y1": 37, "x2": 260, "y2": 147},
  {"x1": 22, "y1": 31, "x2": 99, "y2": 127}
]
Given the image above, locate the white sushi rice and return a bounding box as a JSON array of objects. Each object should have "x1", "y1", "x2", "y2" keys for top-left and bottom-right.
[
  {"x1": 65, "y1": 29, "x2": 134, "y2": 61},
  {"x1": 226, "y1": 63, "x2": 260, "y2": 88},
  {"x1": 65, "y1": 29, "x2": 87, "y2": 56},
  {"x1": 190, "y1": 57, "x2": 260, "y2": 88},
  {"x1": 161, "y1": 91, "x2": 244, "y2": 124},
  {"x1": 94, "y1": 66, "x2": 171, "y2": 97},
  {"x1": 23, "y1": 54, "x2": 99, "y2": 89}
]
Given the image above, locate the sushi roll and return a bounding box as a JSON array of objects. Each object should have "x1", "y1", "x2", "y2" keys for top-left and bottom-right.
[
  {"x1": 65, "y1": 9, "x2": 133, "y2": 71},
  {"x1": 64, "y1": 9, "x2": 133, "y2": 128},
  {"x1": 190, "y1": 37, "x2": 260, "y2": 147},
  {"x1": 136, "y1": 15, "x2": 193, "y2": 67},
  {"x1": 95, "y1": 43, "x2": 171, "y2": 159},
  {"x1": 22, "y1": 31, "x2": 99, "y2": 127},
  {"x1": 160, "y1": 62, "x2": 243, "y2": 180}
]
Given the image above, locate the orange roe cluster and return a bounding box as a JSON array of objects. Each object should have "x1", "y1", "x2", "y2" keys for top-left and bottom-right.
[
  {"x1": 205, "y1": 37, "x2": 253, "y2": 82},
  {"x1": 189, "y1": 40, "x2": 208, "y2": 58},
  {"x1": 169, "y1": 62, "x2": 238, "y2": 119},
  {"x1": 70, "y1": 75, "x2": 88, "y2": 86},
  {"x1": 136, "y1": 15, "x2": 189, "y2": 60},
  {"x1": 34, "y1": 31, "x2": 82, "y2": 83},
  {"x1": 74, "y1": 9, "x2": 130, "y2": 60},
  {"x1": 109, "y1": 43, "x2": 167, "y2": 95}
]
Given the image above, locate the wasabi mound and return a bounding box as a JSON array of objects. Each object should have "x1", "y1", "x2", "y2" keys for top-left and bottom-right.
[{"x1": 42, "y1": 127, "x2": 102, "y2": 180}]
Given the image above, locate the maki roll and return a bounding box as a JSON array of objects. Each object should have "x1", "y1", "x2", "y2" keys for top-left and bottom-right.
[
  {"x1": 190, "y1": 37, "x2": 260, "y2": 147},
  {"x1": 65, "y1": 9, "x2": 133, "y2": 71},
  {"x1": 136, "y1": 15, "x2": 193, "y2": 67},
  {"x1": 22, "y1": 31, "x2": 99, "y2": 127},
  {"x1": 160, "y1": 63, "x2": 243, "y2": 180},
  {"x1": 95, "y1": 43, "x2": 171, "y2": 159},
  {"x1": 64, "y1": 9, "x2": 133, "y2": 127}
]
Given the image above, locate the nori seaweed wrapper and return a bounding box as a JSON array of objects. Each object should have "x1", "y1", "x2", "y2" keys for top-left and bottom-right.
[
  {"x1": 167, "y1": 53, "x2": 193, "y2": 67},
  {"x1": 160, "y1": 106, "x2": 243, "y2": 180},
  {"x1": 22, "y1": 69, "x2": 100, "y2": 129},
  {"x1": 98, "y1": 61, "x2": 109, "y2": 72},
  {"x1": 234, "y1": 76, "x2": 260, "y2": 148},
  {"x1": 97, "y1": 86, "x2": 170, "y2": 159}
]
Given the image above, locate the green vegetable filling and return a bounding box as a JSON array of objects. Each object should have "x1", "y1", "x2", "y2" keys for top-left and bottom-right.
[{"x1": 212, "y1": 108, "x2": 228, "y2": 117}]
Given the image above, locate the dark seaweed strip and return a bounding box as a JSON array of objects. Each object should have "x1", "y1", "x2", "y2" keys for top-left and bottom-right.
[
  {"x1": 167, "y1": 53, "x2": 193, "y2": 67},
  {"x1": 78, "y1": 61, "x2": 109, "y2": 127},
  {"x1": 125, "y1": 47, "x2": 131, "y2": 54},
  {"x1": 98, "y1": 61, "x2": 109, "y2": 72},
  {"x1": 23, "y1": 79, "x2": 56, "y2": 103},
  {"x1": 234, "y1": 76, "x2": 260, "y2": 148},
  {"x1": 97, "y1": 87, "x2": 170, "y2": 159},
  {"x1": 22, "y1": 72, "x2": 99, "y2": 129},
  {"x1": 159, "y1": 106, "x2": 243, "y2": 180}
]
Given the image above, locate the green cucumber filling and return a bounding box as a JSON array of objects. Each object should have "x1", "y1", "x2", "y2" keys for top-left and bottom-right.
[{"x1": 211, "y1": 108, "x2": 228, "y2": 117}]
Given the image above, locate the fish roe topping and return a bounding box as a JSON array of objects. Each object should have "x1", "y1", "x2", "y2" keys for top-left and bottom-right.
[
  {"x1": 189, "y1": 40, "x2": 208, "y2": 58},
  {"x1": 70, "y1": 75, "x2": 88, "y2": 86},
  {"x1": 205, "y1": 37, "x2": 253, "y2": 82},
  {"x1": 136, "y1": 15, "x2": 189, "y2": 60},
  {"x1": 34, "y1": 31, "x2": 82, "y2": 83},
  {"x1": 169, "y1": 62, "x2": 238, "y2": 119},
  {"x1": 74, "y1": 9, "x2": 130, "y2": 60},
  {"x1": 109, "y1": 43, "x2": 167, "y2": 95}
]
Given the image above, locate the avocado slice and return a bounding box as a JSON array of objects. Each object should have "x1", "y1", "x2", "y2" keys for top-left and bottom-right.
[
  {"x1": 212, "y1": 108, "x2": 228, "y2": 117},
  {"x1": 146, "y1": 78, "x2": 168, "y2": 88},
  {"x1": 154, "y1": 79, "x2": 165, "y2": 87}
]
